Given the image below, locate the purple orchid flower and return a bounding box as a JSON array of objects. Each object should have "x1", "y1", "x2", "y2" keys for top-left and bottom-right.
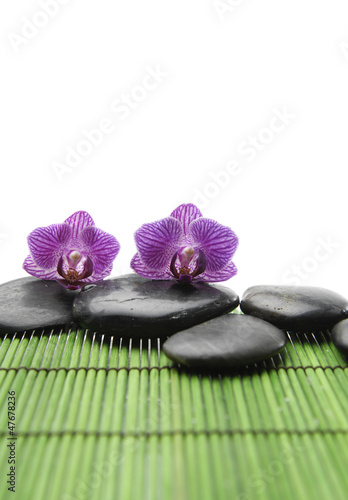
[
  {"x1": 23, "y1": 211, "x2": 120, "y2": 290},
  {"x1": 131, "y1": 203, "x2": 238, "y2": 283}
]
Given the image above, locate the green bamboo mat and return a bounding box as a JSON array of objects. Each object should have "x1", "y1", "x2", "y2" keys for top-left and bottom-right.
[{"x1": 0, "y1": 313, "x2": 348, "y2": 500}]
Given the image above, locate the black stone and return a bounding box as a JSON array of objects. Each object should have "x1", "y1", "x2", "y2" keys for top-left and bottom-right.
[
  {"x1": 73, "y1": 274, "x2": 239, "y2": 337},
  {"x1": 240, "y1": 285, "x2": 348, "y2": 332},
  {"x1": 0, "y1": 277, "x2": 78, "y2": 334},
  {"x1": 162, "y1": 313, "x2": 287, "y2": 368},
  {"x1": 331, "y1": 319, "x2": 348, "y2": 355}
]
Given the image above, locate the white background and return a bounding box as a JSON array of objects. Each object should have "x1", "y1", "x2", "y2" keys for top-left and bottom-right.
[{"x1": 1, "y1": 0, "x2": 347, "y2": 298}]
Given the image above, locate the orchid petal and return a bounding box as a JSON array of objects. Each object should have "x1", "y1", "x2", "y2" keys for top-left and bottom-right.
[
  {"x1": 191, "y1": 249, "x2": 207, "y2": 278},
  {"x1": 82, "y1": 263, "x2": 114, "y2": 282},
  {"x1": 189, "y1": 218, "x2": 238, "y2": 272},
  {"x1": 134, "y1": 217, "x2": 182, "y2": 271},
  {"x1": 27, "y1": 223, "x2": 72, "y2": 269},
  {"x1": 196, "y1": 262, "x2": 238, "y2": 282},
  {"x1": 23, "y1": 255, "x2": 60, "y2": 280},
  {"x1": 79, "y1": 256, "x2": 94, "y2": 280},
  {"x1": 64, "y1": 211, "x2": 95, "y2": 239},
  {"x1": 79, "y1": 226, "x2": 120, "y2": 274},
  {"x1": 131, "y1": 253, "x2": 173, "y2": 280},
  {"x1": 57, "y1": 256, "x2": 66, "y2": 279},
  {"x1": 170, "y1": 203, "x2": 203, "y2": 238},
  {"x1": 170, "y1": 251, "x2": 179, "y2": 278}
]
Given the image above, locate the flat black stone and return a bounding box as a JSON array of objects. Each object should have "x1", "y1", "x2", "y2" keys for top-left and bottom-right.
[
  {"x1": 162, "y1": 313, "x2": 287, "y2": 368},
  {"x1": 73, "y1": 274, "x2": 239, "y2": 337},
  {"x1": 0, "y1": 277, "x2": 78, "y2": 334},
  {"x1": 331, "y1": 319, "x2": 348, "y2": 355},
  {"x1": 240, "y1": 285, "x2": 348, "y2": 332}
]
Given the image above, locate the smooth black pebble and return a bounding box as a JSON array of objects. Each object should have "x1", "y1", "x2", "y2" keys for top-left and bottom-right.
[
  {"x1": 73, "y1": 274, "x2": 239, "y2": 337},
  {"x1": 162, "y1": 314, "x2": 287, "y2": 368},
  {"x1": 241, "y1": 285, "x2": 348, "y2": 332},
  {"x1": 0, "y1": 277, "x2": 78, "y2": 333},
  {"x1": 331, "y1": 319, "x2": 348, "y2": 355}
]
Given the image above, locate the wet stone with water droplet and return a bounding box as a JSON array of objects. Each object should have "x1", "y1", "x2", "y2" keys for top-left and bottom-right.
[
  {"x1": 0, "y1": 277, "x2": 78, "y2": 333},
  {"x1": 73, "y1": 274, "x2": 239, "y2": 338}
]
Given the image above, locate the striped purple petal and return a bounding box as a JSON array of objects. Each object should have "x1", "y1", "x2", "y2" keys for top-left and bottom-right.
[
  {"x1": 196, "y1": 262, "x2": 238, "y2": 282},
  {"x1": 189, "y1": 218, "x2": 238, "y2": 272},
  {"x1": 134, "y1": 217, "x2": 183, "y2": 271},
  {"x1": 79, "y1": 226, "x2": 120, "y2": 275},
  {"x1": 170, "y1": 203, "x2": 202, "y2": 239},
  {"x1": 130, "y1": 253, "x2": 173, "y2": 280},
  {"x1": 23, "y1": 255, "x2": 60, "y2": 280},
  {"x1": 27, "y1": 223, "x2": 72, "y2": 269},
  {"x1": 82, "y1": 263, "x2": 114, "y2": 282},
  {"x1": 64, "y1": 211, "x2": 95, "y2": 240}
]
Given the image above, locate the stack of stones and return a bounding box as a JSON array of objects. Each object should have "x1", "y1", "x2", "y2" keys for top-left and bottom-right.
[{"x1": 0, "y1": 275, "x2": 347, "y2": 369}]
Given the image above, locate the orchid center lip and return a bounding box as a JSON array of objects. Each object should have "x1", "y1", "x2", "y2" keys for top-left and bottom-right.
[
  {"x1": 170, "y1": 248, "x2": 207, "y2": 281},
  {"x1": 57, "y1": 255, "x2": 94, "y2": 285}
]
